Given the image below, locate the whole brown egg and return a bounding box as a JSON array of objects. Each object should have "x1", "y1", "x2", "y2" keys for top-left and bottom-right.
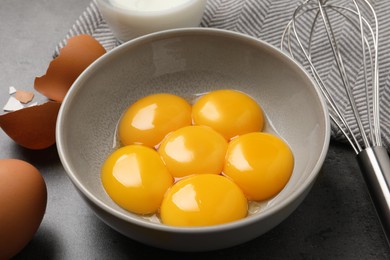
[{"x1": 0, "y1": 159, "x2": 47, "y2": 259}]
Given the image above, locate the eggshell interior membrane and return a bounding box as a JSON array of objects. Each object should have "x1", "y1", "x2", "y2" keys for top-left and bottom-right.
[
  {"x1": 0, "y1": 159, "x2": 47, "y2": 260},
  {"x1": 34, "y1": 34, "x2": 106, "y2": 102},
  {"x1": 15, "y1": 90, "x2": 34, "y2": 104},
  {"x1": 0, "y1": 101, "x2": 61, "y2": 149}
]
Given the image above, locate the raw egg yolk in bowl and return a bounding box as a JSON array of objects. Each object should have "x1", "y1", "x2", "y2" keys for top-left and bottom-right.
[
  {"x1": 101, "y1": 89, "x2": 294, "y2": 227},
  {"x1": 118, "y1": 93, "x2": 192, "y2": 148},
  {"x1": 192, "y1": 89, "x2": 264, "y2": 140},
  {"x1": 158, "y1": 125, "x2": 228, "y2": 178}
]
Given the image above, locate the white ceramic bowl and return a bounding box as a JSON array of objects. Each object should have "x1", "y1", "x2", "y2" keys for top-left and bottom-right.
[{"x1": 56, "y1": 28, "x2": 330, "y2": 252}]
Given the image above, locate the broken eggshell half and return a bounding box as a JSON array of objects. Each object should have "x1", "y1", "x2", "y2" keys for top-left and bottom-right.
[
  {"x1": 34, "y1": 34, "x2": 106, "y2": 102},
  {"x1": 0, "y1": 102, "x2": 61, "y2": 150},
  {"x1": 0, "y1": 34, "x2": 106, "y2": 150}
]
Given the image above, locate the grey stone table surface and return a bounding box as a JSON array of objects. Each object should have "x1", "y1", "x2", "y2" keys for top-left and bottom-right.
[{"x1": 1, "y1": 0, "x2": 389, "y2": 259}]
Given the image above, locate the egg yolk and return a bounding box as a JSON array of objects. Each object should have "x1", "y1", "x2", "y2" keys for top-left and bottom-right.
[
  {"x1": 158, "y1": 125, "x2": 228, "y2": 178},
  {"x1": 223, "y1": 132, "x2": 294, "y2": 201},
  {"x1": 101, "y1": 145, "x2": 173, "y2": 215},
  {"x1": 118, "y1": 93, "x2": 192, "y2": 148},
  {"x1": 192, "y1": 89, "x2": 264, "y2": 140},
  {"x1": 160, "y1": 174, "x2": 248, "y2": 227},
  {"x1": 102, "y1": 89, "x2": 295, "y2": 227}
]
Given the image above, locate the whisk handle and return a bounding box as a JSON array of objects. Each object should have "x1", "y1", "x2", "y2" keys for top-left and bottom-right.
[{"x1": 357, "y1": 146, "x2": 390, "y2": 244}]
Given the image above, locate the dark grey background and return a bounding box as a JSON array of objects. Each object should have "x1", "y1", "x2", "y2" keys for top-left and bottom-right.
[{"x1": 0, "y1": 0, "x2": 389, "y2": 258}]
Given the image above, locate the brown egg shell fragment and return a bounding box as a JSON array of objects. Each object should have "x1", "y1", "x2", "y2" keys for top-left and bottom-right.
[
  {"x1": 15, "y1": 90, "x2": 34, "y2": 104},
  {"x1": 34, "y1": 34, "x2": 106, "y2": 102},
  {"x1": 0, "y1": 101, "x2": 61, "y2": 150},
  {"x1": 0, "y1": 159, "x2": 47, "y2": 260}
]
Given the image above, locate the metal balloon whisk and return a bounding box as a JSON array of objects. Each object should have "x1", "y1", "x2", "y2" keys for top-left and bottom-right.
[{"x1": 281, "y1": 0, "x2": 390, "y2": 244}]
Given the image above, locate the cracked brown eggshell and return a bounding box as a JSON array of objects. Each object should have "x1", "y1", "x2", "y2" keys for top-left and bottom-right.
[
  {"x1": 0, "y1": 101, "x2": 61, "y2": 150},
  {"x1": 34, "y1": 34, "x2": 106, "y2": 102},
  {"x1": 15, "y1": 90, "x2": 34, "y2": 104}
]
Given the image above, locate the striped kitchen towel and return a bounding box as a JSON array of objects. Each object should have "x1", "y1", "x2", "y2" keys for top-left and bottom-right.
[{"x1": 56, "y1": 0, "x2": 390, "y2": 151}]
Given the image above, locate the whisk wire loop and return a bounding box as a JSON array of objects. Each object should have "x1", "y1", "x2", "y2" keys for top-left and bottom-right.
[
  {"x1": 284, "y1": 1, "x2": 363, "y2": 152},
  {"x1": 281, "y1": 0, "x2": 390, "y2": 246},
  {"x1": 320, "y1": 1, "x2": 371, "y2": 149},
  {"x1": 281, "y1": 0, "x2": 381, "y2": 152}
]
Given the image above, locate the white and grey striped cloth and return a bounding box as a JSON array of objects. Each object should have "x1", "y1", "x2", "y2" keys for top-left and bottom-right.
[{"x1": 56, "y1": 0, "x2": 390, "y2": 151}]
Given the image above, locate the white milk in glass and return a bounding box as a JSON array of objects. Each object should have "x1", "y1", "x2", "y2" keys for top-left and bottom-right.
[{"x1": 96, "y1": 0, "x2": 207, "y2": 42}]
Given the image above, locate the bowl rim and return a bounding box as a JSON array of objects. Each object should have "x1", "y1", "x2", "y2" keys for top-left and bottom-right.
[{"x1": 56, "y1": 27, "x2": 331, "y2": 233}]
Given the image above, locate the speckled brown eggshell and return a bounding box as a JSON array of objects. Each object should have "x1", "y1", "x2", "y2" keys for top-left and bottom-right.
[
  {"x1": 34, "y1": 34, "x2": 106, "y2": 102},
  {"x1": 0, "y1": 101, "x2": 61, "y2": 150},
  {"x1": 0, "y1": 159, "x2": 47, "y2": 260}
]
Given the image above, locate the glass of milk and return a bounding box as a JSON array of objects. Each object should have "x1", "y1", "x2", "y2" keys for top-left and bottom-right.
[{"x1": 96, "y1": 0, "x2": 207, "y2": 43}]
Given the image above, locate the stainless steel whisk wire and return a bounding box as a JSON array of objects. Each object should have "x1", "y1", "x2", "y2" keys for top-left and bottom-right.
[{"x1": 281, "y1": 0, "x2": 390, "y2": 244}]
